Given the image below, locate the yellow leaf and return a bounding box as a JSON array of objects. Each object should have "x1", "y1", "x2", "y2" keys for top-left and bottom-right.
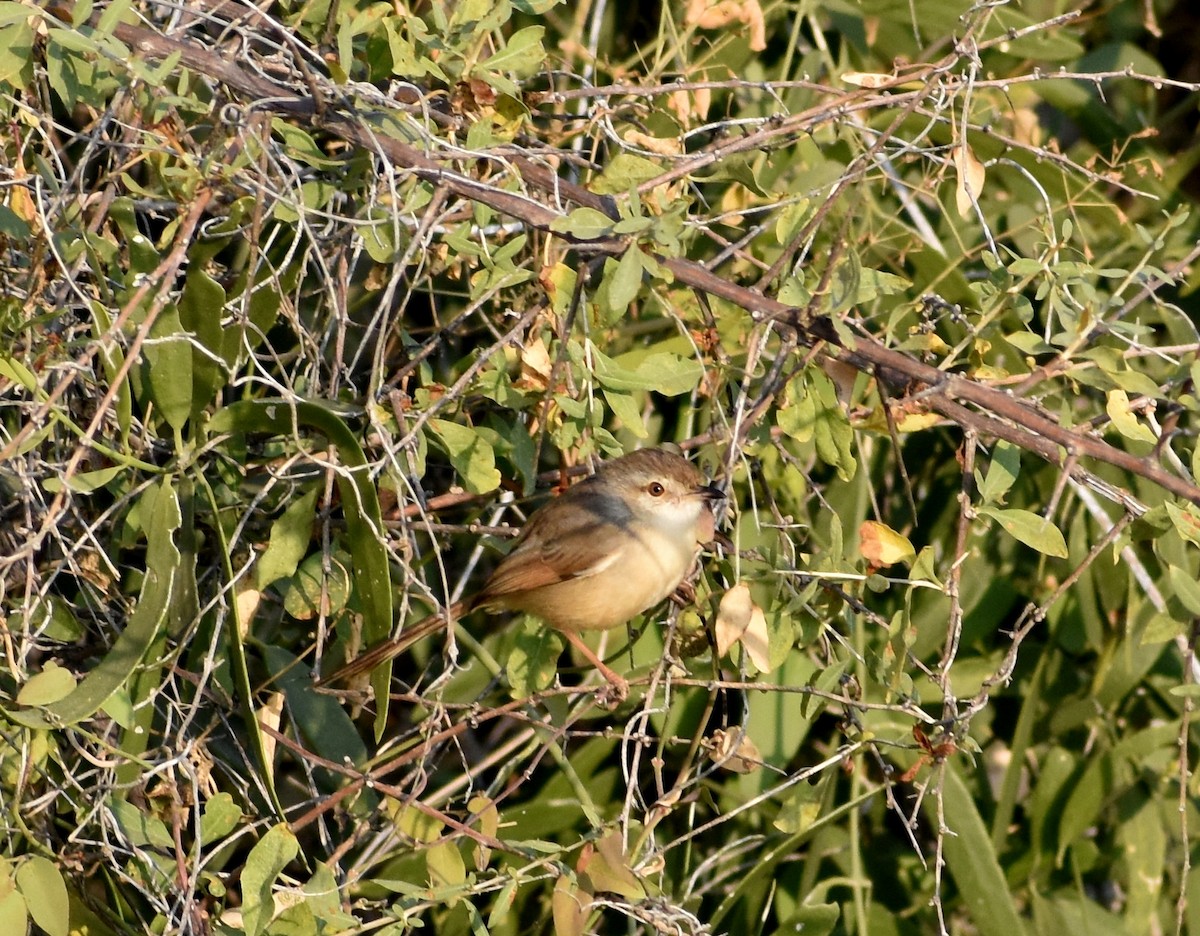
[
  {"x1": 894, "y1": 412, "x2": 942, "y2": 432},
  {"x1": 1106, "y1": 389, "x2": 1157, "y2": 444},
  {"x1": 468, "y1": 795, "x2": 499, "y2": 870},
  {"x1": 552, "y1": 875, "x2": 589, "y2": 936},
  {"x1": 859, "y1": 520, "x2": 916, "y2": 568}
]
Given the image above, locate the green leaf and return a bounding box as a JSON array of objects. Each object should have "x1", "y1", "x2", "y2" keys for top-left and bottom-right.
[
  {"x1": 15, "y1": 662, "x2": 76, "y2": 706},
  {"x1": 581, "y1": 830, "x2": 645, "y2": 900},
  {"x1": 241, "y1": 824, "x2": 300, "y2": 936},
  {"x1": 512, "y1": 0, "x2": 562, "y2": 11},
  {"x1": 256, "y1": 486, "x2": 319, "y2": 589},
  {"x1": 589, "y1": 346, "x2": 703, "y2": 396},
  {"x1": 1164, "y1": 501, "x2": 1200, "y2": 547},
  {"x1": 774, "y1": 199, "x2": 812, "y2": 245},
  {"x1": 809, "y1": 369, "x2": 856, "y2": 482},
  {"x1": 603, "y1": 390, "x2": 647, "y2": 438},
  {"x1": 0, "y1": 355, "x2": 35, "y2": 390},
  {"x1": 978, "y1": 507, "x2": 1068, "y2": 558},
  {"x1": 89, "y1": 299, "x2": 132, "y2": 442},
  {"x1": 1168, "y1": 564, "x2": 1200, "y2": 617},
  {"x1": 605, "y1": 244, "x2": 644, "y2": 314},
  {"x1": 1141, "y1": 612, "x2": 1186, "y2": 645},
  {"x1": 933, "y1": 764, "x2": 1030, "y2": 936},
  {"x1": 42, "y1": 464, "x2": 126, "y2": 494},
  {"x1": 199, "y1": 793, "x2": 243, "y2": 845},
  {"x1": 550, "y1": 206, "x2": 615, "y2": 240},
  {"x1": 428, "y1": 419, "x2": 502, "y2": 493},
  {"x1": 4, "y1": 479, "x2": 180, "y2": 729},
  {"x1": 1005, "y1": 331, "x2": 1056, "y2": 355},
  {"x1": 985, "y1": 4, "x2": 1083, "y2": 60},
  {"x1": 208, "y1": 398, "x2": 393, "y2": 735},
  {"x1": 110, "y1": 799, "x2": 173, "y2": 849},
  {"x1": 280, "y1": 552, "x2": 352, "y2": 620},
  {"x1": 479, "y1": 25, "x2": 544, "y2": 76},
  {"x1": 361, "y1": 214, "x2": 402, "y2": 262},
  {"x1": 853, "y1": 267, "x2": 912, "y2": 303},
  {"x1": 0, "y1": 20, "x2": 34, "y2": 88},
  {"x1": 0, "y1": 2, "x2": 39, "y2": 26},
  {"x1": 507, "y1": 619, "x2": 562, "y2": 697},
  {"x1": 261, "y1": 642, "x2": 370, "y2": 791},
  {"x1": 15, "y1": 857, "x2": 68, "y2": 936},
  {"x1": 178, "y1": 268, "x2": 228, "y2": 420},
  {"x1": 977, "y1": 440, "x2": 1020, "y2": 505},
  {"x1": 145, "y1": 308, "x2": 194, "y2": 432},
  {"x1": 1117, "y1": 798, "x2": 1165, "y2": 933},
  {"x1": 0, "y1": 866, "x2": 27, "y2": 936},
  {"x1": 1105, "y1": 389, "x2": 1156, "y2": 444},
  {"x1": 776, "y1": 905, "x2": 839, "y2": 936},
  {"x1": 271, "y1": 118, "x2": 343, "y2": 169},
  {"x1": 1055, "y1": 722, "x2": 1176, "y2": 861},
  {"x1": 591, "y1": 154, "x2": 662, "y2": 195},
  {"x1": 777, "y1": 378, "x2": 816, "y2": 443},
  {"x1": 426, "y1": 841, "x2": 467, "y2": 896},
  {"x1": 94, "y1": 0, "x2": 132, "y2": 35},
  {"x1": 773, "y1": 777, "x2": 824, "y2": 834}
]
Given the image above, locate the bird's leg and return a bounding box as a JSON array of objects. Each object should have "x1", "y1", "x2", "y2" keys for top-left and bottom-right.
[
  {"x1": 560, "y1": 629, "x2": 628, "y2": 706},
  {"x1": 670, "y1": 580, "x2": 696, "y2": 606}
]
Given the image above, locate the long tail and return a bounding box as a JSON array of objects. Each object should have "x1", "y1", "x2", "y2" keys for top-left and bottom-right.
[{"x1": 317, "y1": 600, "x2": 468, "y2": 685}]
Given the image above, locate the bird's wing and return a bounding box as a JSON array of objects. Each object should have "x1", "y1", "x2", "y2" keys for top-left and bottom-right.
[{"x1": 476, "y1": 490, "x2": 628, "y2": 600}]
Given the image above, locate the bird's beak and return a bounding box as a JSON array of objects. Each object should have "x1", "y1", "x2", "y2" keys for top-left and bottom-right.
[{"x1": 696, "y1": 484, "x2": 725, "y2": 502}]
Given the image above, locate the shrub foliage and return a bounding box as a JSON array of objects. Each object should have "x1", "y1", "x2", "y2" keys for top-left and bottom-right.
[{"x1": 2, "y1": 0, "x2": 1200, "y2": 934}]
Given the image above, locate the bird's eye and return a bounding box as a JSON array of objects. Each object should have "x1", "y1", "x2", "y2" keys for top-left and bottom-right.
[{"x1": 648, "y1": 481, "x2": 666, "y2": 496}]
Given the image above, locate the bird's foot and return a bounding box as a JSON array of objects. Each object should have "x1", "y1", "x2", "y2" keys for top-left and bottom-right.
[{"x1": 594, "y1": 672, "x2": 629, "y2": 709}]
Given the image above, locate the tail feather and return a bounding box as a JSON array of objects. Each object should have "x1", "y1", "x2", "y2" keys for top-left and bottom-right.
[{"x1": 317, "y1": 600, "x2": 467, "y2": 685}]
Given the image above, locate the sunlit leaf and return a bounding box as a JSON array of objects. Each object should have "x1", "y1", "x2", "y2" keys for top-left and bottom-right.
[{"x1": 978, "y1": 507, "x2": 1068, "y2": 558}]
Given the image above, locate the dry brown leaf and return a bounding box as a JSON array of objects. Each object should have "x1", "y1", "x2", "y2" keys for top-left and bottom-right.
[
  {"x1": 841, "y1": 71, "x2": 894, "y2": 88},
  {"x1": 954, "y1": 142, "x2": 986, "y2": 218},
  {"x1": 623, "y1": 129, "x2": 683, "y2": 156},
  {"x1": 710, "y1": 727, "x2": 762, "y2": 773},
  {"x1": 714, "y1": 582, "x2": 753, "y2": 657},
  {"x1": 668, "y1": 89, "x2": 693, "y2": 126},
  {"x1": 823, "y1": 358, "x2": 859, "y2": 407},
  {"x1": 685, "y1": 0, "x2": 766, "y2": 51},
  {"x1": 740, "y1": 602, "x2": 771, "y2": 671},
  {"x1": 256, "y1": 692, "x2": 284, "y2": 779},
  {"x1": 235, "y1": 584, "x2": 261, "y2": 636},
  {"x1": 518, "y1": 337, "x2": 553, "y2": 390}
]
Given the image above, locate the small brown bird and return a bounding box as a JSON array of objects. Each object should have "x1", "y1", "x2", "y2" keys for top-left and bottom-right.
[{"x1": 325, "y1": 447, "x2": 723, "y2": 699}]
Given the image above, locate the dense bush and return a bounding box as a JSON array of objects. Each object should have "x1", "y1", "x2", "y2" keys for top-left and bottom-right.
[{"x1": 2, "y1": 0, "x2": 1200, "y2": 934}]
